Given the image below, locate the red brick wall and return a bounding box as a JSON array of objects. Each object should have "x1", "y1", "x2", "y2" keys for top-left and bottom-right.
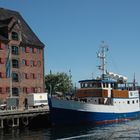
[{"x1": 0, "y1": 27, "x2": 44, "y2": 103}]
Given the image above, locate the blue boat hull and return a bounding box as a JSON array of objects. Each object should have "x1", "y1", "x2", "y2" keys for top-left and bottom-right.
[{"x1": 50, "y1": 107, "x2": 140, "y2": 126}]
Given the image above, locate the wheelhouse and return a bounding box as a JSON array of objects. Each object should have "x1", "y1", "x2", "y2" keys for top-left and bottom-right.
[{"x1": 79, "y1": 79, "x2": 117, "y2": 89}]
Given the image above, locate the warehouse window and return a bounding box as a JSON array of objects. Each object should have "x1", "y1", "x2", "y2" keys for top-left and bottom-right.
[
  {"x1": 37, "y1": 48, "x2": 41, "y2": 53},
  {"x1": 12, "y1": 46, "x2": 19, "y2": 55},
  {"x1": 12, "y1": 87, "x2": 19, "y2": 96},
  {"x1": 25, "y1": 47, "x2": 30, "y2": 53},
  {"x1": 0, "y1": 72, "x2": 5, "y2": 78},
  {"x1": 22, "y1": 47, "x2": 25, "y2": 52},
  {"x1": 31, "y1": 87, "x2": 36, "y2": 93},
  {"x1": 6, "y1": 87, "x2": 10, "y2": 94},
  {"x1": 33, "y1": 48, "x2": 37, "y2": 53},
  {"x1": 38, "y1": 74, "x2": 42, "y2": 79},
  {"x1": 25, "y1": 60, "x2": 30, "y2": 66},
  {"x1": 12, "y1": 72, "x2": 19, "y2": 82},
  {"x1": 0, "y1": 43, "x2": 5, "y2": 50},
  {"x1": 0, "y1": 87, "x2": 2, "y2": 93},
  {"x1": 0, "y1": 58, "x2": 5, "y2": 64},
  {"x1": 30, "y1": 60, "x2": 34, "y2": 66},
  {"x1": 23, "y1": 87, "x2": 27, "y2": 93},
  {"x1": 30, "y1": 47, "x2": 33, "y2": 53},
  {"x1": 12, "y1": 59, "x2": 19, "y2": 68},
  {"x1": 33, "y1": 60, "x2": 37, "y2": 66},
  {"x1": 11, "y1": 32, "x2": 19, "y2": 41},
  {"x1": 22, "y1": 59, "x2": 26, "y2": 65},
  {"x1": 33, "y1": 73, "x2": 37, "y2": 79},
  {"x1": 26, "y1": 73, "x2": 30, "y2": 79},
  {"x1": 27, "y1": 88, "x2": 31, "y2": 93}
]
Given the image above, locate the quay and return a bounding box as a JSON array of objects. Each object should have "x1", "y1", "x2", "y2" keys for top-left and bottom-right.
[{"x1": 0, "y1": 107, "x2": 49, "y2": 129}]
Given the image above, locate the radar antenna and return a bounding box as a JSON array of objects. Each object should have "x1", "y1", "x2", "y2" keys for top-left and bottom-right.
[{"x1": 97, "y1": 41, "x2": 109, "y2": 79}]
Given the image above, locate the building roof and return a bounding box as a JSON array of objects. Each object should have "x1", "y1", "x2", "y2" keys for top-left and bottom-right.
[
  {"x1": 0, "y1": 8, "x2": 44, "y2": 47},
  {"x1": 0, "y1": 34, "x2": 8, "y2": 41},
  {"x1": 79, "y1": 79, "x2": 117, "y2": 83}
]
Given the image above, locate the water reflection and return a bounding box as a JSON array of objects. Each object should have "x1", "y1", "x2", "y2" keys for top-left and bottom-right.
[
  {"x1": 0, "y1": 128, "x2": 45, "y2": 140},
  {"x1": 0, "y1": 120, "x2": 140, "y2": 140}
]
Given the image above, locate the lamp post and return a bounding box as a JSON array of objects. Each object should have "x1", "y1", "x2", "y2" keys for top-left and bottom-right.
[
  {"x1": 49, "y1": 84, "x2": 52, "y2": 97},
  {"x1": 69, "y1": 69, "x2": 72, "y2": 94}
]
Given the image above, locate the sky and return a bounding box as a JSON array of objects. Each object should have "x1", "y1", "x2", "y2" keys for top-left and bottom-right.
[{"x1": 1, "y1": 0, "x2": 140, "y2": 86}]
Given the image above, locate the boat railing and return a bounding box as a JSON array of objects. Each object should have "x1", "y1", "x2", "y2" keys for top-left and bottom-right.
[{"x1": 53, "y1": 95, "x2": 113, "y2": 106}]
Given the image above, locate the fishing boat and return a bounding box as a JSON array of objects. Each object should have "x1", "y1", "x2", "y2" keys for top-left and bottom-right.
[{"x1": 48, "y1": 43, "x2": 140, "y2": 126}]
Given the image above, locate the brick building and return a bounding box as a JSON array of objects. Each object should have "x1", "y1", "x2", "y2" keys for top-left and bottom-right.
[{"x1": 0, "y1": 8, "x2": 45, "y2": 102}]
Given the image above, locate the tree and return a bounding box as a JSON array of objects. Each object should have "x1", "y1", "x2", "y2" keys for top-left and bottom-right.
[{"x1": 45, "y1": 72, "x2": 73, "y2": 95}]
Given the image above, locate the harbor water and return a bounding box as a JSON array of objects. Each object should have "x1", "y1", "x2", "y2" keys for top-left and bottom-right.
[{"x1": 1, "y1": 119, "x2": 140, "y2": 140}]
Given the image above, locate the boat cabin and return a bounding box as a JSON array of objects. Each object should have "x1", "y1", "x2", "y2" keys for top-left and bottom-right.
[
  {"x1": 79, "y1": 79, "x2": 117, "y2": 89},
  {"x1": 75, "y1": 79, "x2": 138, "y2": 99}
]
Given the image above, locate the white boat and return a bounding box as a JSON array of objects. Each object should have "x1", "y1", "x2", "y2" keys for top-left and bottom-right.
[{"x1": 49, "y1": 43, "x2": 140, "y2": 125}]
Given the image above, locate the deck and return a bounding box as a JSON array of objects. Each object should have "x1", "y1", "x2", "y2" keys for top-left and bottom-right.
[{"x1": 0, "y1": 106, "x2": 49, "y2": 128}]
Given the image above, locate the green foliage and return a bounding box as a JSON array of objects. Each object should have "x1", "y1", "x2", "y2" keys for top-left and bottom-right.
[{"x1": 45, "y1": 72, "x2": 73, "y2": 95}]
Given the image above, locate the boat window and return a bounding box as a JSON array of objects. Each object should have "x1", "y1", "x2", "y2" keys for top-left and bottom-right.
[
  {"x1": 118, "y1": 84, "x2": 123, "y2": 89},
  {"x1": 136, "y1": 100, "x2": 138, "y2": 103},
  {"x1": 127, "y1": 101, "x2": 130, "y2": 104},
  {"x1": 89, "y1": 83, "x2": 92, "y2": 88},
  {"x1": 92, "y1": 83, "x2": 96, "y2": 88},
  {"x1": 97, "y1": 83, "x2": 101, "y2": 88},
  {"x1": 111, "y1": 83, "x2": 115, "y2": 88},
  {"x1": 106, "y1": 83, "x2": 108, "y2": 87},
  {"x1": 99, "y1": 99, "x2": 101, "y2": 104},
  {"x1": 87, "y1": 83, "x2": 90, "y2": 88},
  {"x1": 81, "y1": 83, "x2": 85, "y2": 88},
  {"x1": 132, "y1": 100, "x2": 135, "y2": 104},
  {"x1": 83, "y1": 83, "x2": 85, "y2": 88},
  {"x1": 114, "y1": 83, "x2": 118, "y2": 89}
]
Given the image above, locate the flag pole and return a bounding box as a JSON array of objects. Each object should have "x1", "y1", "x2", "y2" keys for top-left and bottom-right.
[
  {"x1": 9, "y1": 46, "x2": 12, "y2": 97},
  {"x1": 6, "y1": 45, "x2": 12, "y2": 97}
]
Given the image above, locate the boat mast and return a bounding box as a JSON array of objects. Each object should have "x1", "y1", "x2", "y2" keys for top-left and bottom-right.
[{"x1": 97, "y1": 41, "x2": 109, "y2": 79}]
